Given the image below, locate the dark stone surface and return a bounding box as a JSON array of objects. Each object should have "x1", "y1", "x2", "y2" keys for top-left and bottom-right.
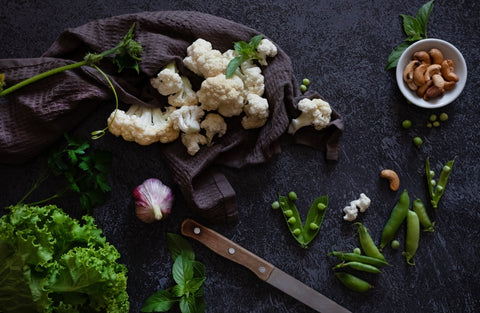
[{"x1": 1, "y1": 1, "x2": 479, "y2": 313}]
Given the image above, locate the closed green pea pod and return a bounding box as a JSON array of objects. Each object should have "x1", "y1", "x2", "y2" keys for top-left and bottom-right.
[
  {"x1": 412, "y1": 198, "x2": 434, "y2": 232},
  {"x1": 356, "y1": 223, "x2": 386, "y2": 262},
  {"x1": 334, "y1": 272, "x2": 373, "y2": 293},
  {"x1": 328, "y1": 251, "x2": 389, "y2": 268},
  {"x1": 332, "y1": 261, "x2": 382, "y2": 274},
  {"x1": 403, "y1": 210, "x2": 420, "y2": 265},
  {"x1": 380, "y1": 189, "x2": 410, "y2": 249}
]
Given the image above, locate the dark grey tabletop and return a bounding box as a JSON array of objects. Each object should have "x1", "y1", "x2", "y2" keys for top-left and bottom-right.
[{"x1": 1, "y1": 1, "x2": 479, "y2": 313}]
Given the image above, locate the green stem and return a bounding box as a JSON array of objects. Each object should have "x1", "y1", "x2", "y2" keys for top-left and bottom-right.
[
  {"x1": 25, "y1": 193, "x2": 62, "y2": 207},
  {"x1": 16, "y1": 169, "x2": 50, "y2": 205}
]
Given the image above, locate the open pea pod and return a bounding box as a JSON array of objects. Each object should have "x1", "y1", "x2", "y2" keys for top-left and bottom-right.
[
  {"x1": 426, "y1": 157, "x2": 455, "y2": 210},
  {"x1": 301, "y1": 195, "x2": 328, "y2": 247},
  {"x1": 278, "y1": 195, "x2": 307, "y2": 248}
]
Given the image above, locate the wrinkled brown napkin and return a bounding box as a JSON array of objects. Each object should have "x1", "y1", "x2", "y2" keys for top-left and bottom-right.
[{"x1": 0, "y1": 11, "x2": 343, "y2": 224}]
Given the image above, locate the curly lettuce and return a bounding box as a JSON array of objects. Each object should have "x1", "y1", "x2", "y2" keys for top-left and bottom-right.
[{"x1": 0, "y1": 204, "x2": 129, "y2": 313}]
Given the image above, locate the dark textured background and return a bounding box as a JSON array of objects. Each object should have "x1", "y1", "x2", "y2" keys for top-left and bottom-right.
[{"x1": 1, "y1": 1, "x2": 479, "y2": 313}]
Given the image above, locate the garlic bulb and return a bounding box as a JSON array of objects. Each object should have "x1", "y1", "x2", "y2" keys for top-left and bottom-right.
[{"x1": 133, "y1": 178, "x2": 174, "y2": 223}]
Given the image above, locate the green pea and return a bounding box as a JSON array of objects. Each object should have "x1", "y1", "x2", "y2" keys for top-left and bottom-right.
[
  {"x1": 271, "y1": 201, "x2": 280, "y2": 209},
  {"x1": 412, "y1": 198, "x2": 434, "y2": 232},
  {"x1": 287, "y1": 216, "x2": 296, "y2": 224},
  {"x1": 356, "y1": 223, "x2": 386, "y2": 261},
  {"x1": 284, "y1": 209, "x2": 293, "y2": 217},
  {"x1": 427, "y1": 122, "x2": 433, "y2": 128},
  {"x1": 300, "y1": 84, "x2": 307, "y2": 92},
  {"x1": 413, "y1": 137, "x2": 423, "y2": 147},
  {"x1": 292, "y1": 228, "x2": 301, "y2": 236},
  {"x1": 433, "y1": 121, "x2": 440, "y2": 127},
  {"x1": 309, "y1": 222, "x2": 319, "y2": 230},
  {"x1": 391, "y1": 240, "x2": 400, "y2": 250},
  {"x1": 302, "y1": 78, "x2": 310, "y2": 86},
  {"x1": 288, "y1": 191, "x2": 298, "y2": 201},
  {"x1": 439, "y1": 113, "x2": 448, "y2": 121},
  {"x1": 328, "y1": 251, "x2": 389, "y2": 268},
  {"x1": 380, "y1": 189, "x2": 410, "y2": 249},
  {"x1": 353, "y1": 247, "x2": 361, "y2": 255},
  {"x1": 317, "y1": 203, "x2": 326, "y2": 210},
  {"x1": 333, "y1": 261, "x2": 382, "y2": 274},
  {"x1": 334, "y1": 272, "x2": 373, "y2": 293},
  {"x1": 402, "y1": 120, "x2": 412, "y2": 129},
  {"x1": 402, "y1": 210, "x2": 420, "y2": 265},
  {"x1": 429, "y1": 114, "x2": 437, "y2": 122}
]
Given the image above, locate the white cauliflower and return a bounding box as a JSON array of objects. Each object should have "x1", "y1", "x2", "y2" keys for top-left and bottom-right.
[
  {"x1": 357, "y1": 193, "x2": 371, "y2": 213},
  {"x1": 168, "y1": 76, "x2": 199, "y2": 107},
  {"x1": 181, "y1": 133, "x2": 208, "y2": 156},
  {"x1": 342, "y1": 193, "x2": 371, "y2": 221},
  {"x1": 150, "y1": 62, "x2": 183, "y2": 96},
  {"x1": 288, "y1": 98, "x2": 332, "y2": 135},
  {"x1": 256, "y1": 38, "x2": 278, "y2": 66},
  {"x1": 107, "y1": 104, "x2": 179, "y2": 145},
  {"x1": 169, "y1": 105, "x2": 205, "y2": 134},
  {"x1": 183, "y1": 38, "x2": 230, "y2": 78},
  {"x1": 235, "y1": 60, "x2": 265, "y2": 96},
  {"x1": 200, "y1": 113, "x2": 227, "y2": 145},
  {"x1": 241, "y1": 94, "x2": 269, "y2": 130},
  {"x1": 196, "y1": 74, "x2": 245, "y2": 117}
]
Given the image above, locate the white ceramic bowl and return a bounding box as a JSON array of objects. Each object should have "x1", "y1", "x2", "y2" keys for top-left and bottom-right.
[{"x1": 396, "y1": 38, "x2": 467, "y2": 109}]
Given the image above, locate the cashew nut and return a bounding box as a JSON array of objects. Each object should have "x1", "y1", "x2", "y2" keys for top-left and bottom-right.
[
  {"x1": 413, "y1": 51, "x2": 431, "y2": 65},
  {"x1": 424, "y1": 64, "x2": 442, "y2": 81},
  {"x1": 424, "y1": 85, "x2": 445, "y2": 100},
  {"x1": 432, "y1": 74, "x2": 445, "y2": 89},
  {"x1": 428, "y1": 48, "x2": 444, "y2": 64},
  {"x1": 403, "y1": 60, "x2": 420, "y2": 90},
  {"x1": 444, "y1": 80, "x2": 456, "y2": 90},
  {"x1": 380, "y1": 169, "x2": 400, "y2": 191},
  {"x1": 413, "y1": 63, "x2": 428, "y2": 86},
  {"x1": 441, "y1": 59, "x2": 459, "y2": 82},
  {"x1": 416, "y1": 80, "x2": 433, "y2": 97}
]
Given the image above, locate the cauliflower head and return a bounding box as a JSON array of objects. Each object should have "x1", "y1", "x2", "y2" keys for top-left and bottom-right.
[
  {"x1": 287, "y1": 98, "x2": 332, "y2": 135},
  {"x1": 201, "y1": 113, "x2": 227, "y2": 145},
  {"x1": 241, "y1": 94, "x2": 270, "y2": 130},
  {"x1": 256, "y1": 38, "x2": 278, "y2": 66},
  {"x1": 183, "y1": 38, "x2": 230, "y2": 78},
  {"x1": 150, "y1": 62, "x2": 183, "y2": 96},
  {"x1": 168, "y1": 76, "x2": 199, "y2": 107},
  {"x1": 169, "y1": 105, "x2": 205, "y2": 134},
  {"x1": 197, "y1": 74, "x2": 245, "y2": 117}
]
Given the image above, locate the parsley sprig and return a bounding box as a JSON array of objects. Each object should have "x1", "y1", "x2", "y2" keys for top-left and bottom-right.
[
  {"x1": 16, "y1": 133, "x2": 112, "y2": 213},
  {"x1": 225, "y1": 34, "x2": 264, "y2": 78},
  {"x1": 141, "y1": 233, "x2": 206, "y2": 313},
  {"x1": 385, "y1": 0, "x2": 435, "y2": 70}
]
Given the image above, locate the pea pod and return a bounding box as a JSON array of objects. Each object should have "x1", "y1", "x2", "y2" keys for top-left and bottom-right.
[
  {"x1": 327, "y1": 251, "x2": 389, "y2": 268},
  {"x1": 332, "y1": 261, "x2": 382, "y2": 274},
  {"x1": 334, "y1": 272, "x2": 373, "y2": 293},
  {"x1": 426, "y1": 157, "x2": 455, "y2": 210},
  {"x1": 380, "y1": 189, "x2": 410, "y2": 249},
  {"x1": 301, "y1": 196, "x2": 328, "y2": 244},
  {"x1": 412, "y1": 198, "x2": 434, "y2": 232},
  {"x1": 356, "y1": 223, "x2": 386, "y2": 262},
  {"x1": 402, "y1": 210, "x2": 420, "y2": 265},
  {"x1": 278, "y1": 195, "x2": 305, "y2": 247}
]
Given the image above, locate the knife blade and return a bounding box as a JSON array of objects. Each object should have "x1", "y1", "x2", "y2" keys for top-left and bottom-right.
[{"x1": 181, "y1": 219, "x2": 351, "y2": 313}]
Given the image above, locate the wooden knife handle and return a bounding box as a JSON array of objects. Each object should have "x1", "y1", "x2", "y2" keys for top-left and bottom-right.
[{"x1": 181, "y1": 219, "x2": 274, "y2": 281}]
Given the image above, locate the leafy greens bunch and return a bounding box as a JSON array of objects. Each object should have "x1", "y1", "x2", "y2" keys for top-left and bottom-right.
[
  {"x1": 385, "y1": 0, "x2": 435, "y2": 70},
  {"x1": 16, "y1": 133, "x2": 112, "y2": 213},
  {"x1": 141, "y1": 233, "x2": 206, "y2": 313},
  {"x1": 0, "y1": 204, "x2": 129, "y2": 313}
]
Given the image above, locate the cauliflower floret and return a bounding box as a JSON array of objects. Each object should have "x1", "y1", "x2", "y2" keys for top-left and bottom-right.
[
  {"x1": 200, "y1": 113, "x2": 227, "y2": 145},
  {"x1": 181, "y1": 133, "x2": 208, "y2": 156},
  {"x1": 256, "y1": 38, "x2": 278, "y2": 66},
  {"x1": 235, "y1": 60, "x2": 265, "y2": 96},
  {"x1": 169, "y1": 105, "x2": 205, "y2": 134},
  {"x1": 357, "y1": 193, "x2": 371, "y2": 213},
  {"x1": 168, "y1": 76, "x2": 199, "y2": 107},
  {"x1": 241, "y1": 94, "x2": 270, "y2": 130},
  {"x1": 107, "y1": 104, "x2": 180, "y2": 145},
  {"x1": 197, "y1": 74, "x2": 245, "y2": 117},
  {"x1": 183, "y1": 38, "x2": 230, "y2": 78},
  {"x1": 343, "y1": 202, "x2": 358, "y2": 222},
  {"x1": 150, "y1": 62, "x2": 183, "y2": 96},
  {"x1": 287, "y1": 98, "x2": 332, "y2": 135}
]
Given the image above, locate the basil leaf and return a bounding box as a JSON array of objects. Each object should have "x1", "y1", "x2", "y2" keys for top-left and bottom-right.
[
  {"x1": 385, "y1": 41, "x2": 412, "y2": 70},
  {"x1": 416, "y1": 0, "x2": 435, "y2": 37},
  {"x1": 167, "y1": 233, "x2": 195, "y2": 261},
  {"x1": 140, "y1": 289, "x2": 176, "y2": 312},
  {"x1": 400, "y1": 14, "x2": 422, "y2": 39},
  {"x1": 192, "y1": 261, "x2": 205, "y2": 278},
  {"x1": 172, "y1": 255, "x2": 194, "y2": 285},
  {"x1": 225, "y1": 56, "x2": 243, "y2": 78},
  {"x1": 179, "y1": 294, "x2": 204, "y2": 313},
  {"x1": 185, "y1": 277, "x2": 206, "y2": 293},
  {"x1": 249, "y1": 34, "x2": 264, "y2": 49}
]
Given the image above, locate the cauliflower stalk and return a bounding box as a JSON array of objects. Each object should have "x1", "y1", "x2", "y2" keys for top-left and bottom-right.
[{"x1": 288, "y1": 98, "x2": 332, "y2": 135}]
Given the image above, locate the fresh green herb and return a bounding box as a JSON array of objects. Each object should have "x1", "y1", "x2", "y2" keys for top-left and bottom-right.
[
  {"x1": 275, "y1": 193, "x2": 328, "y2": 248},
  {"x1": 385, "y1": 0, "x2": 435, "y2": 70},
  {"x1": 0, "y1": 204, "x2": 129, "y2": 313},
  {"x1": 426, "y1": 157, "x2": 454, "y2": 210},
  {"x1": 141, "y1": 233, "x2": 206, "y2": 313},
  {"x1": 225, "y1": 34, "x2": 264, "y2": 78},
  {"x1": 16, "y1": 133, "x2": 112, "y2": 213}
]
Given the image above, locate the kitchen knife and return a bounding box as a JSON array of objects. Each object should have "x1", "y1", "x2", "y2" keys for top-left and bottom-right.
[{"x1": 181, "y1": 218, "x2": 352, "y2": 313}]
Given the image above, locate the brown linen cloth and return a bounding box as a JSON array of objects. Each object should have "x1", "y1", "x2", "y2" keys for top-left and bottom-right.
[{"x1": 0, "y1": 11, "x2": 343, "y2": 224}]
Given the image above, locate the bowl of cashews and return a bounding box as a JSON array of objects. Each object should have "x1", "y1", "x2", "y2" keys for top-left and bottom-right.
[{"x1": 396, "y1": 38, "x2": 467, "y2": 109}]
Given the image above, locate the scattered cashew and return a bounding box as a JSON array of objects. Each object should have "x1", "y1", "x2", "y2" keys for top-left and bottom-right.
[
  {"x1": 403, "y1": 48, "x2": 459, "y2": 101},
  {"x1": 380, "y1": 169, "x2": 400, "y2": 191}
]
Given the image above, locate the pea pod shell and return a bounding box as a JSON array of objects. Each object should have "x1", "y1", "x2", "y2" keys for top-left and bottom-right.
[
  {"x1": 432, "y1": 159, "x2": 454, "y2": 209},
  {"x1": 328, "y1": 251, "x2": 389, "y2": 268},
  {"x1": 301, "y1": 195, "x2": 328, "y2": 245},
  {"x1": 278, "y1": 195, "x2": 306, "y2": 247},
  {"x1": 380, "y1": 189, "x2": 410, "y2": 249},
  {"x1": 334, "y1": 272, "x2": 373, "y2": 293},
  {"x1": 333, "y1": 261, "x2": 382, "y2": 274},
  {"x1": 402, "y1": 210, "x2": 420, "y2": 265},
  {"x1": 356, "y1": 223, "x2": 386, "y2": 262},
  {"x1": 412, "y1": 198, "x2": 434, "y2": 232}
]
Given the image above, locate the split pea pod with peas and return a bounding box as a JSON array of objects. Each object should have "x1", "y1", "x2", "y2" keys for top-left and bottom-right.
[
  {"x1": 426, "y1": 157, "x2": 455, "y2": 210},
  {"x1": 380, "y1": 189, "x2": 410, "y2": 250}
]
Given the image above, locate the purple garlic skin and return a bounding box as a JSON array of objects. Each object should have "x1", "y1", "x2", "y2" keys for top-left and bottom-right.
[{"x1": 133, "y1": 178, "x2": 174, "y2": 223}]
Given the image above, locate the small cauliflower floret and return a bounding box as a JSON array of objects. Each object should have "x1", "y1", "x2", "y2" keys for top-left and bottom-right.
[
  {"x1": 200, "y1": 113, "x2": 227, "y2": 145},
  {"x1": 181, "y1": 133, "x2": 208, "y2": 156},
  {"x1": 169, "y1": 105, "x2": 205, "y2": 134},
  {"x1": 287, "y1": 98, "x2": 332, "y2": 135},
  {"x1": 168, "y1": 76, "x2": 199, "y2": 107},
  {"x1": 150, "y1": 62, "x2": 183, "y2": 96},
  {"x1": 357, "y1": 193, "x2": 371, "y2": 213},
  {"x1": 107, "y1": 104, "x2": 180, "y2": 145},
  {"x1": 197, "y1": 74, "x2": 245, "y2": 117},
  {"x1": 183, "y1": 38, "x2": 229, "y2": 78},
  {"x1": 236, "y1": 60, "x2": 265, "y2": 96},
  {"x1": 343, "y1": 202, "x2": 358, "y2": 222},
  {"x1": 241, "y1": 94, "x2": 269, "y2": 130},
  {"x1": 256, "y1": 38, "x2": 278, "y2": 66}
]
